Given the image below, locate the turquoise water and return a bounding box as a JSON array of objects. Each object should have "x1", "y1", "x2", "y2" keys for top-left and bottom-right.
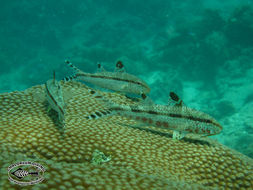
[{"x1": 0, "y1": 0, "x2": 252, "y2": 158}]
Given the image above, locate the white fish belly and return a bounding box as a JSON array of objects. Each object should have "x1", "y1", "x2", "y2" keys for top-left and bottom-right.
[{"x1": 80, "y1": 77, "x2": 142, "y2": 94}]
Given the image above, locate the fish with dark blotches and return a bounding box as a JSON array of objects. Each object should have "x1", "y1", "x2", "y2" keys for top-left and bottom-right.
[{"x1": 86, "y1": 90, "x2": 223, "y2": 140}]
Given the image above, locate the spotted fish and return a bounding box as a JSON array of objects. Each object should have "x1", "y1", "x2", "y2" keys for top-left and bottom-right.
[
  {"x1": 64, "y1": 60, "x2": 150, "y2": 97},
  {"x1": 45, "y1": 71, "x2": 66, "y2": 126},
  {"x1": 87, "y1": 90, "x2": 223, "y2": 139}
]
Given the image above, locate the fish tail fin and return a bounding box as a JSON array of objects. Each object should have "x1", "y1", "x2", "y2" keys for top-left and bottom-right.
[
  {"x1": 63, "y1": 74, "x2": 77, "y2": 82},
  {"x1": 83, "y1": 89, "x2": 113, "y2": 119},
  {"x1": 84, "y1": 89, "x2": 122, "y2": 119},
  {"x1": 65, "y1": 60, "x2": 81, "y2": 72},
  {"x1": 63, "y1": 60, "x2": 81, "y2": 81},
  {"x1": 87, "y1": 89, "x2": 116, "y2": 109}
]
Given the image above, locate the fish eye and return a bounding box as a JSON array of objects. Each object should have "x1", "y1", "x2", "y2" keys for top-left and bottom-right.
[
  {"x1": 141, "y1": 93, "x2": 147, "y2": 99},
  {"x1": 90, "y1": 90, "x2": 96, "y2": 94}
]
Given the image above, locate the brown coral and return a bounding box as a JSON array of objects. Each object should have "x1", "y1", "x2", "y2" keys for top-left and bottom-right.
[{"x1": 0, "y1": 81, "x2": 252, "y2": 189}]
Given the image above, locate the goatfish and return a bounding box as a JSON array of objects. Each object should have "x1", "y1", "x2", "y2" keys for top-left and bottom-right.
[
  {"x1": 45, "y1": 71, "x2": 66, "y2": 126},
  {"x1": 86, "y1": 90, "x2": 223, "y2": 139},
  {"x1": 64, "y1": 60, "x2": 150, "y2": 98}
]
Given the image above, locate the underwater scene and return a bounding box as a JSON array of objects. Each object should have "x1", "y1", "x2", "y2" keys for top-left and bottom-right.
[{"x1": 0, "y1": 0, "x2": 253, "y2": 189}]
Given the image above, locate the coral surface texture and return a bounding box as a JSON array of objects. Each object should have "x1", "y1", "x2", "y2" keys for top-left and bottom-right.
[{"x1": 0, "y1": 81, "x2": 252, "y2": 189}]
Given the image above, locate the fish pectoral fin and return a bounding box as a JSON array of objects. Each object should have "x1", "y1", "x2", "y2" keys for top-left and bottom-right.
[
  {"x1": 172, "y1": 131, "x2": 186, "y2": 140},
  {"x1": 120, "y1": 84, "x2": 129, "y2": 90}
]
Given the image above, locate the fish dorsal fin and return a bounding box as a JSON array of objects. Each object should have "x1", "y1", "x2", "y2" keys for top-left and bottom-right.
[
  {"x1": 52, "y1": 70, "x2": 58, "y2": 86},
  {"x1": 168, "y1": 91, "x2": 184, "y2": 107},
  {"x1": 63, "y1": 60, "x2": 82, "y2": 81},
  {"x1": 84, "y1": 89, "x2": 115, "y2": 119},
  {"x1": 97, "y1": 62, "x2": 106, "y2": 72},
  {"x1": 114, "y1": 60, "x2": 126, "y2": 73},
  {"x1": 65, "y1": 60, "x2": 82, "y2": 73}
]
